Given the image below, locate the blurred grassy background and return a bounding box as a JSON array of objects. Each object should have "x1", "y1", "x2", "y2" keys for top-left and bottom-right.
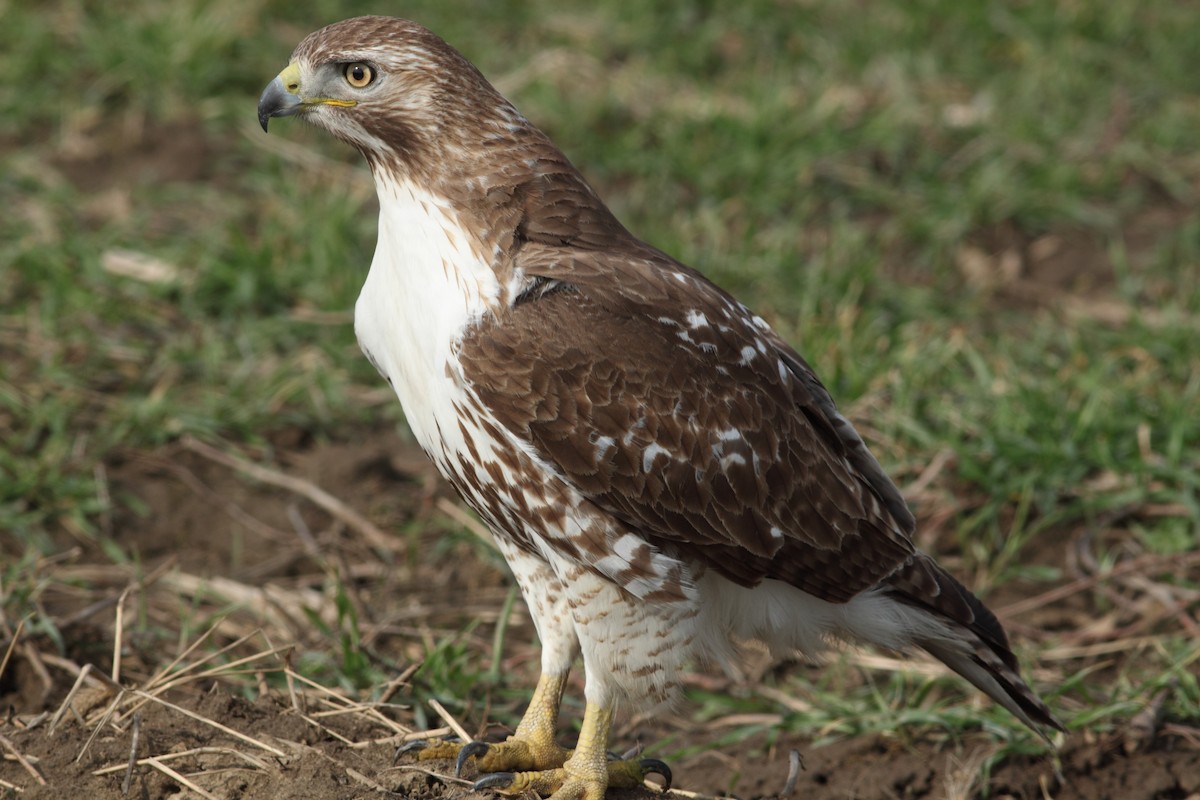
[{"x1": 2, "y1": 0, "x2": 1198, "y2": 751}]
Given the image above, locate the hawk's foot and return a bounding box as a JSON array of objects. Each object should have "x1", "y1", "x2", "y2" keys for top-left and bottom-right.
[
  {"x1": 456, "y1": 735, "x2": 572, "y2": 774},
  {"x1": 468, "y1": 700, "x2": 671, "y2": 799},
  {"x1": 393, "y1": 735, "x2": 461, "y2": 763},
  {"x1": 473, "y1": 756, "x2": 671, "y2": 800},
  {"x1": 396, "y1": 670, "x2": 572, "y2": 771},
  {"x1": 394, "y1": 735, "x2": 570, "y2": 773}
]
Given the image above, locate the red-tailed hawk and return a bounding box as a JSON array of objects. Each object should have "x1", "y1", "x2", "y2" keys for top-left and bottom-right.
[{"x1": 259, "y1": 16, "x2": 1063, "y2": 800}]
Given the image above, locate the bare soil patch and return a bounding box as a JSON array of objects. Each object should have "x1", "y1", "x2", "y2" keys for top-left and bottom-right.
[
  {"x1": 5, "y1": 680, "x2": 1199, "y2": 800},
  {"x1": 6, "y1": 115, "x2": 1198, "y2": 799},
  {"x1": 3, "y1": 429, "x2": 1197, "y2": 799}
]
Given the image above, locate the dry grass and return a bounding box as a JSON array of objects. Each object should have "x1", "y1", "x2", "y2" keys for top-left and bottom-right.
[
  {"x1": 3, "y1": 1, "x2": 1199, "y2": 796},
  {"x1": 1, "y1": 437, "x2": 1198, "y2": 797}
]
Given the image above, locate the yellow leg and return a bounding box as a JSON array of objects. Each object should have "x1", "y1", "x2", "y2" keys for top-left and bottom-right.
[
  {"x1": 475, "y1": 702, "x2": 669, "y2": 800},
  {"x1": 399, "y1": 671, "x2": 570, "y2": 772},
  {"x1": 470, "y1": 670, "x2": 572, "y2": 773},
  {"x1": 397, "y1": 677, "x2": 670, "y2": 798},
  {"x1": 513, "y1": 669, "x2": 571, "y2": 757}
]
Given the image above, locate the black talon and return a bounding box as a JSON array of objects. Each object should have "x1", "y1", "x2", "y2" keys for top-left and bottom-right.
[
  {"x1": 392, "y1": 739, "x2": 427, "y2": 764},
  {"x1": 640, "y1": 758, "x2": 673, "y2": 792},
  {"x1": 456, "y1": 740, "x2": 492, "y2": 776},
  {"x1": 473, "y1": 772, "x2": 516, "y2": 791},
  {"x1": 392, "y1": 734, "x2": 461, "y2": 764}
]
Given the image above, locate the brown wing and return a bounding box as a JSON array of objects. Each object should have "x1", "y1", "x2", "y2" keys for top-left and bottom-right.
[{"x1": 459, "y1": 249, "x2": 917, "y2": 602}]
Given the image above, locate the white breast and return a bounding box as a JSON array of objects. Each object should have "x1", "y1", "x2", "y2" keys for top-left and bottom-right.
[{"x1": 353, "y1": 175, "x2": 499, "y2": 458}]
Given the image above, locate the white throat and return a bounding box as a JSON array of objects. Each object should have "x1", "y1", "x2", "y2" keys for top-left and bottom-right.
[{"x1": 354, "y1": 174, "x2": 500, "y2": 454}]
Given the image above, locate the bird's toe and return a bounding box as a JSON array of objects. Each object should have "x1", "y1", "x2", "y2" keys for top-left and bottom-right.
[
  {"x1": 391, "y1": 735, "x2": 461, "y2": 764},
  {"x1": 456, "y1": 740, "x2": 493, "y2": 776}
]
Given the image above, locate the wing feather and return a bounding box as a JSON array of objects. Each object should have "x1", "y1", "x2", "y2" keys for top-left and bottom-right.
[{"x1": 459, "y1": 247, "x2": 916, "y2": 603}]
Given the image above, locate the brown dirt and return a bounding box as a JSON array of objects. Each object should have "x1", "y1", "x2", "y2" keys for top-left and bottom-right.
[
  {"x1": 5, "y1": 118, "x2": 1197, "y2": 800},
  {"x1": 5, "y1": 678, "x2": 1199, "y2": 800},
  {"x1": 2, "y1": 428, "x2": 1198, "y2": 800}
]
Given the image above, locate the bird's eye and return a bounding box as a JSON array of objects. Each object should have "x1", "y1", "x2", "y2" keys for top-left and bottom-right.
[{"x1": 344, "y1": 62, "x2": 374, "y2": 88}]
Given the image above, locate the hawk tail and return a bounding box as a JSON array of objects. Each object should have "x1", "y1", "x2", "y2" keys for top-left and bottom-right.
[{"x1": 885, "y1": 555, "x2": 1065, "y2": 737}]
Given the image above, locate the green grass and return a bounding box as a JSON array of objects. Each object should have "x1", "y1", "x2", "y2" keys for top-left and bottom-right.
[{"x1": 2, "y1": 0, "x2": 1198, "y2": 759}]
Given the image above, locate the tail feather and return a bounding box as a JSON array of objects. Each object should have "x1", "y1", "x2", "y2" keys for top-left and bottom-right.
[{"x1": 886, "y1": 554, "x2": 1065, "y2": 736}]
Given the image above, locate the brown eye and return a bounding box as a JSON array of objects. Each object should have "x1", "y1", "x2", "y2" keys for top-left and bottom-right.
[{"x1": 344, "y1": 62, "x2": 374, "y2": 88}]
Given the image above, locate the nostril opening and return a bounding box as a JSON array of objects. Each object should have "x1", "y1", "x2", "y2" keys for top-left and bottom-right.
[{"x1": 287, "y1": 82, "x2": 299, "y2": 90}]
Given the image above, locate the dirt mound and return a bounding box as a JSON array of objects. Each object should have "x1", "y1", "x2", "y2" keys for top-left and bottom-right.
[
  {"x1": 3, "y1": 432, "x2": 1197, "y2": 799},
  {"x1": 3, "y1": 682, "x2": 1197, "y2": 799}
]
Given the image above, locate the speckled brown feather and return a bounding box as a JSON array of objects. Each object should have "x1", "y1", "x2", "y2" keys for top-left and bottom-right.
[
  {"x1": 287, "y1": 18, "x2": 985, "y2": 610},
  {"x1": 459, "y1": 266, "x2": 916, "y2": 602},
  {"x1": 278, "y1": 15, "x2": 1063, "y2": 734}
]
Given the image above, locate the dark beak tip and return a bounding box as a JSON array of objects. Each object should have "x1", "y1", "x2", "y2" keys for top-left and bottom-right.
[{"x1": 257, "y1": 77, "x2": 290, "y2": 134}]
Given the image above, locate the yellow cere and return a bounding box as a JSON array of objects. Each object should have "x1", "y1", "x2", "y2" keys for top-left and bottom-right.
[{"x1": 276, "y1": 61, "x2": 358, "y2": 109}]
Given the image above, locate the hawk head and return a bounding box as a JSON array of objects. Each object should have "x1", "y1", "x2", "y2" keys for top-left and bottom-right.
[
  {"x1": 258, "y1": 16, "x2": 624, "y2": 260},
  {"x1": 257, "y1": 16, "x2": 522, "y2": 177}
]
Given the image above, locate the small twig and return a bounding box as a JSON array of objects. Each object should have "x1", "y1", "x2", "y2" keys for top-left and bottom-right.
[
  {"x1": 93, "y1": 746, "x2": 273, "y2": 776},
  {"x1": 282, "y1": 667, "x2": 357, "y2": 703},
  {"x1": 48, "y1": 663, "x2": 120, "y2": 733},
  {"x1": 704, "y1": 712, "x2": 784, "y2": 730},
  {"x1": 1039, "y1": 635, "x2": 1170, "y2": 661},
  {"x1": 162, "y1": 647, "x2": 291, "y2": 690},
  {"x1": 181, "y1": 435, "x2": 395, "y2": 552},
  {"x1": 113, "y1": 586, "x2": 131, "y2": 684},
  {"x1": 754, "y1": 684, "x2": 814, "y2": 714},
  {"x1": 345, "y1": 766, "x2": 394, "y2": 793},
  {"x1": 132, "y1": 690, "x2": 286, "y2": 757},
  {"x1": 76, "y1": 688, "x2": 127, "y2": 763},
  {"x1": 117, "y1": 638, "x2": 289, "y2": 727},
  {"x1": 121, "y1": 713, "x2": 141, "y2": 795},
  {"x1": 284, "y1": 656, "x2": 305, "y2": 716},
  {"x1": 846, "y1": 651, "x2": 951, "y2": 677},
  {"x1": 378, "y1": 662, "x2": 420, "y2": 704},
  {"x1": 141, "y1": 629, "x2": 284, "y2": 701},
  {"x1": 19, "y1": 643, "x2": 54, "y2": 706},
  {"x1": 15, "y1": 712, "x2": 49, "y2": 732},
  {"x1": 141, "y1": 617, "x2": 224, "y2": 691},
  {"x1": 427, "y1": 698, "x2": 472, "y2": 743},
  {"x1": 143, "y1": 756, "x2": 219, "y2": 800},
  {"x1": 999, "y1": 548, "x2": 1200, "y2": 618},
  {"x1": 33, "y1": 653, "x2": 87, "y2": 678},
  {"x1": 388, "y1": 763, "x2": 474, "y2": 787},
  {"x1": 0, "y1": 616, "x2": 28, "y2": 685},
  {"x1": 308, "y1": 701, "x2": 409, "y2": 721},
  {"x1": 1160, "y1": 723, "x2": 1200, "y2": 750},
  {"x1": 0, "y1": 733, "x2": 46, "y2": 786},
  {"x1": 301, "y1": 714, "x2": 362, "y2": 746},
  {"x1": 902, "y1": 449, "x2": 955, "y2": 498},
  {"x1": 280, "y1": 666, "x2": 415, "y2": 736}
]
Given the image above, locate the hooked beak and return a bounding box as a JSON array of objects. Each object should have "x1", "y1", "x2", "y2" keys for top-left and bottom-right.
[
  {"x1": 258, "y1": 63, "x2": 303, "y2": 132},
  {"x1": 258, "y1": 61, "x2": 358, "y2": 133}
]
